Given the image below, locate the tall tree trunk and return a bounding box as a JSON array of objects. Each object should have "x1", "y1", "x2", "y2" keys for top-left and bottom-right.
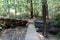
[
  {"x1": 30, "y1": 0, "x2": 33, "y2": 18},
  {"x1": 15, "y1": 8, "x2": 17, "y2": 19},
  {"x1": 8, "y1": 8, "x2": 10, "y2": 18},
  {"x1": 14, "y1": 0, "x2": 17, "y2": 19},
  {"x1": 42, "y1": 0, "x2": 49, "y2": 37}
]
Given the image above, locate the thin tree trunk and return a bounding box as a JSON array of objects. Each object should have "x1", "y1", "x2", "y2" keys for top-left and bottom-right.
[
  {"x1": 15, "y1": 8, "x2": 17, "y2": 19},
  {"x1": 14, "y1": 0, "x2": 17, "y2": 19},
  {"x1": 30, "y1": 0, "x2": 33, "y2": 18}
]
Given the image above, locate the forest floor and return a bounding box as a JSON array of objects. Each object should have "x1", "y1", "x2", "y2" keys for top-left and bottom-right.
[
  {"x1": 0, "y1": 27, "x2": 27, "y2": 40},
  {"x1": 0, "y1": 19, "x2": 58, "y2": 40}
]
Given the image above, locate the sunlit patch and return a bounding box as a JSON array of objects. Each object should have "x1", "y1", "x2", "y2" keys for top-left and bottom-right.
[
  {"x1": 10, "y1": 9, "x2": 15, "y2": 13},
  {"x1": 37, "y1": 33, "x2": 45, "y2": 40},
  {"x1": 16, "y1": 12, "x2": 20, "y2": 15}
]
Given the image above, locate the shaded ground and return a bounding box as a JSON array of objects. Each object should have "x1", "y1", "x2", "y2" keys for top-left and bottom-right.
[
  {"x1": 0, "y1": 27, "x2": 27, "y2": 40},
  {"x1": 0, "y1": 19, "x2": 58, "y2": 40}
]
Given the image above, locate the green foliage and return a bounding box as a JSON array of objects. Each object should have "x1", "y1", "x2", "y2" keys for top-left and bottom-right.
[
  {"x1": 0, "y1": 0, "x2": 60, "y2": 19},
  {"x1": 34, "y1": 10, "x2": 39, "y2": 17},
  {"x1": 47, "y1": 0, "x2": 60, "y2": 18},
  {"x1": 52, "y1": 13, "x2": 60, "y2": 28},
  {"x1": 20, "y1": 13, "x2": 30, "y2": 19}
]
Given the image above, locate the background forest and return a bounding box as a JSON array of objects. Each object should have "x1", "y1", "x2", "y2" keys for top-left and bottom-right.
[
  {"x1": 0, "y1": 0, "x2": 60, "y2": 39},
  {"x1": 0, "y1": 0, "x2": 60, "y2": 19}
]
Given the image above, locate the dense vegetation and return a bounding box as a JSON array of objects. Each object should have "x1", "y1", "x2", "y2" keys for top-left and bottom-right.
[{"x1": 0, "y1": 0, "x2": 60, "y2": 19}]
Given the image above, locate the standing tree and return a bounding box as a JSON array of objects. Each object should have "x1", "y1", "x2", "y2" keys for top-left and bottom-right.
[
  {"x1": 30, "y1": 0, "x2": 33, "y2": 18},
  {"x1": 42, "y1": 0, "x2": 49, "y2": 37}
]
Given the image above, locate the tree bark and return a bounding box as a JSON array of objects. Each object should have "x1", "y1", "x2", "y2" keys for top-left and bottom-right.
[
  {"x1": 30, "y1": 0, "x2": 33, "y2": 18},
  {"x1": 42, "y1": 0, "x2": 49, "y2": 37}
]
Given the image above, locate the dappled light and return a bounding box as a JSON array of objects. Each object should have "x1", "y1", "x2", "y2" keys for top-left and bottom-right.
[
  {"x1": 0, "y1": 0, "x2": 60, "y2": 40},
  {"x1": 10, "y1": 9, "x2": 15, "y2": 13}
]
